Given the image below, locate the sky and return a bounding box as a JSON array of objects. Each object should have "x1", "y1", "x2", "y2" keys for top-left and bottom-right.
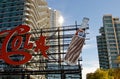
[{"x1": 46, "y1": 0, "x2": 120, "y2": 79}]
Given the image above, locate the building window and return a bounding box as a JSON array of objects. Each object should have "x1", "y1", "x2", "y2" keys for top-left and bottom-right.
[
  {"x1": 104, "y1": 20, "x2": 112, "y2": 23},
  {"x1": 106, "y1": 28, "x2": 114, "y2": 31},
  {"x1": 9, "y1": 8, "x2": 13, "y2": 11},
  {"x1": 105, "y1": 24, "x2": 113, "y2": 27},
  {"x1": 0, "y1": 19, "x2": 3, "y2": 23},
  {"x1": 10, "y1": 3, "x2": 14, "y2": 6},
  {"x1": 103, "y1": 16, "x2": 112, "y2": 20}
]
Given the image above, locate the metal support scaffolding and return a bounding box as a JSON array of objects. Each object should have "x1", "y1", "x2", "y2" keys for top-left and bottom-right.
[{"x1": 0, "y1": 24, "x2": 89, "y2": 79}]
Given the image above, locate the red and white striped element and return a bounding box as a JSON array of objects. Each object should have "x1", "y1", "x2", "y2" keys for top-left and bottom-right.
[{"x1": 64, "y1": 30, "x2": 85, "y2": 65}]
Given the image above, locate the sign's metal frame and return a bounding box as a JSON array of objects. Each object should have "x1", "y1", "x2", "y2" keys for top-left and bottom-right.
[{"x1": 0, "y1": 24, "x2": 89, "y2": 79}]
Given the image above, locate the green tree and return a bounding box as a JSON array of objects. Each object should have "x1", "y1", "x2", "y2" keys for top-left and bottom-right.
[
  {"x1": 86, "y1": 68, "x2": 120, "y2": 79},
  {"x1": 113, "y1": 68, "x2": 120, "y2": 79},
  {"x1": 114, "y1": 55, "x2": 120, "y2": 79},
  {"x1": 108, "y1": 69, "x2": 114, "y2": 79},
  {"x1": 86, "y1": 69, "x2": 108, "y2": 79},
  {"x1": 94, "y1": 69, "x2": 108, "y2": 79},
  {"x1": 86, "y1": 73, "x2": 94, "y2": 79}
]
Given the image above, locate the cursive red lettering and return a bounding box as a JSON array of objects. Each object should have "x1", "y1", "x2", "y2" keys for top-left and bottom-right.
[
  {"x1": 24, "y1": 34, "x2": 33, "y2": 49},
  {"x1": 0, "y1": 25, "x2": 32, "y2": 65},
  {"x1": 11, "y1": 36, "x2": 23, "y2": 51},
  {"x1": 0, "y1": 25, "x2": 49, "y2": 65},
  {"x1": 35, "y1": 35, "x2": 49, "y2": 58}
]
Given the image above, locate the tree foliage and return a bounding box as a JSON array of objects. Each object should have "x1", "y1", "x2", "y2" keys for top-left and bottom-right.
[{"x1": 86, "y1": 68, "x2": 120, "y2": 79}]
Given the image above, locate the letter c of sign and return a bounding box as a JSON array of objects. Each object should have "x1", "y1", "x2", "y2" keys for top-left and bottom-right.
[{"x1": 1, "y1": 25, "x2": 32, "y2": 65}]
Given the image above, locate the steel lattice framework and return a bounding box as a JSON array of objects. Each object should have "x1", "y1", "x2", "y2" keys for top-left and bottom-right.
[{"x1": 0, "y1": 24, "x2": 89, "y2": 79}]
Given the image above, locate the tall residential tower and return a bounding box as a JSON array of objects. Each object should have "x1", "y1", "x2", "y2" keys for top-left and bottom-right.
[
  {"x1": 0, "y1": 0, "x2": 50, "y2": 79},
  {"x1": 97, "y1": 14, "x2": 120, "y2": 69},
  {"x1": 0, "y1": 0, "x2": 50, "y2": 31}
]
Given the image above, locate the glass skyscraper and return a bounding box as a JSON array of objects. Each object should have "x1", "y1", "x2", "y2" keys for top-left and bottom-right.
[
  {"x1": 0, "y1": 0, "x2": 50, "y2": 79},
  {"x1": 0, "y1": 0, "x2": 50, "y2": 31},
  {"x1": 97, "y1": 14, "x2": 120, "y2": 69},
  {"x1": 0, "y1": 0, "x2": 24, "y2": 31}
]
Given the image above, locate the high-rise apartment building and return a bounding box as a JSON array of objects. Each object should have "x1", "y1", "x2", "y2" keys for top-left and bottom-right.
[
  {"x1": 0, "y1": 0, "x2": 50, "y2": 31},
  {"x1": 46, "y1": 9, "x2": 64, "y2": 78},
  {"x1": 49, "y1": 9, "x2": 64, "y2": 61},
  {"x1": 97, "y1": 14, "x2": 120, "y2": 69},
  {"x1": 49, "y1": 8, "x2": 63, "y2": 28},
  {"x1": 0, "y1": 0, "x2": 50, "y2": 79}
]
